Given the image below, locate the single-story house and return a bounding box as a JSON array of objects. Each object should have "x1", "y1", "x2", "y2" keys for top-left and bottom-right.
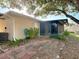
[{"x1": 0, "y1": 11, "x2": 68, "y2": 40}]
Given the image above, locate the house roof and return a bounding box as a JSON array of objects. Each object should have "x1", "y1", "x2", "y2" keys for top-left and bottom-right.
[
  {"x1": 0, "y1": 13, "x2": 3, "y2": 16},
  {"x1": 0, "y1": 13, "x2": 5, "y2": 19},
  {"x1": 4, "y1": 11, "x2": 68, "y2": 22},
  {"x1": 4, "y1": 11, "x2": 40, "y2": 22},
  {"x1": 40, "y1": 19, "x2": 68, "y2": 24},
  {"x1": 52, "y1": 19, "x2": 68, "y2": 24},
  {"x1": 0, "y1": 11, "x2": 68, "y2": 24},
  {"x1": 0, "y1": 11, "x2": 70, "y2": 24}
]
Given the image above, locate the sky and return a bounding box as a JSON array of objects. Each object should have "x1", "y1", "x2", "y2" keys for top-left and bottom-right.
[
  {"x1": 0, "y1": 7, "x2": 79, "y2": 23},
  {"x1": 0, "y1": 7, "x2": 9, "y2": 13}
]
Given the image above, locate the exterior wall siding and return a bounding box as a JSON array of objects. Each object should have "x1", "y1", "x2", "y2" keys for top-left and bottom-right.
[
  {"x1": 0, "y1": 19, "x2": 7, "y2": 32},
  {"x1": 4, "y1": 16, "x2": 15, "y2": 40},
  {"x1": 3, "y1": 13, "x2": 40, "y2": 40},
  {"x1": 58, "y1": 24, "x2": 64, "y2": 34},
  {"x1": 10, "y1": 15, "x2": 39, "y2": 39}
]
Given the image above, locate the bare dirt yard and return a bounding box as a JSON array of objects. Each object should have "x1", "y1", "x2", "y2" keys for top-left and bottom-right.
[{"x1": 0, "y1": 36, "x2": 79, "y2": 59}]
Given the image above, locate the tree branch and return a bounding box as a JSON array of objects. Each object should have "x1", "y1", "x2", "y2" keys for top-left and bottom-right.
[{"x1": 57, "y1": 9, "x2": 79, "y2": 24}]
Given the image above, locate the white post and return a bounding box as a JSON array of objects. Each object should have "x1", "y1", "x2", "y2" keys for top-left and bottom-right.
[
  {"x1": 4, "y1": 15, "x2": 16, "y2": 41},
  {"x1": 12, "y1": 19, "x2": 16, "y2": 41}
]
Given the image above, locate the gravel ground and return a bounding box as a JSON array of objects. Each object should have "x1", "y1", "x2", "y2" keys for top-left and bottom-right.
[{"x1": 0, "y1": 37, "x2": 79, "y2": 59}]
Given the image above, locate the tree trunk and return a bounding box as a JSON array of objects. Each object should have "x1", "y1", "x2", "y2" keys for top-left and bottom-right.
[{"x1": 57, "y1": 9, "x2": 79, "y2": 24}]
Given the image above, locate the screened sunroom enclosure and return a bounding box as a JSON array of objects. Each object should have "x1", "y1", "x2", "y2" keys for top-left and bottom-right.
[{"x1": 40, "y1": 19, "x2": 68, "y2": 35}]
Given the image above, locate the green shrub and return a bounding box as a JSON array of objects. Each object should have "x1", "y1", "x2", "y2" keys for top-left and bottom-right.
[
  {"x1": 24, "y1": 28, "x2": 39, "y2": 39},
  {"x1": 49, "y1": 34, "x2": 65, "y2": 41},
  {"x1": 24, "y1": 28, "x2": 30, "y2": 39},
  {"x1": 63, "y1": 30, "x2": 70, "y2": 36},
  {"x1": 33, "y1": 28, "x2": 39, "y2": 38},
  {"x1": 49, "y1": 30, "x2": 71, "y2": 41},
  {"x1": 8, "y1": 39, "x2": 23, "y2": 47}
]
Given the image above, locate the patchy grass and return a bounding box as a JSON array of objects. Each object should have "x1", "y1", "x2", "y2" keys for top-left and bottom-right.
[
  {"x1": 0, "y1": 38, "x2": 30, "y2": 48},
  {"x1": 70, "y1": 33, "x2": 79, "y2": 41},
  {"x1": 49, "y1": 34, "x2": 66, "y2": 41},
  {"x1": 7, "y1": 39, "x2": 30, "y2": 47},
  {"x1": 49, "y1": 30, "x2": 72, "y2": 41},
  {"x1": 63, "y1": 30, "x2": 70, "y2": 36}
]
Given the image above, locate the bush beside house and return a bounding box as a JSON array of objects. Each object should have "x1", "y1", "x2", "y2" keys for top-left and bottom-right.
[
  {"x1": 24, "y1": 28, "x2": 39, "y2": 39},
  {"x1": 49, "y1": 30, "x2": 71, "y2": 41}
]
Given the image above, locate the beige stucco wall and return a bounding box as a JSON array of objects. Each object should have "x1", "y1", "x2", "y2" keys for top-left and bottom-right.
[
  {"x1": 58, "y1": 24, "x2": 64, "y2": 34},
  {"x1": 0, "y1": 19, "x2": 7, "y2": 32},
  {"x1": 15, "y1": 17, "x2": 39, "y2": 39},
  {"x1": 7, "y1": 13, "x2": 40, "y2": 39},
  {"x1": 6, "y1": 19, "x2": 14, "y2": 40},
  {"x1": 2, "y1": 15, "x2": 14, "y2": 40},
  {"x1": 0, "y1": 18, "x2": 14, "y2": 40}
]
